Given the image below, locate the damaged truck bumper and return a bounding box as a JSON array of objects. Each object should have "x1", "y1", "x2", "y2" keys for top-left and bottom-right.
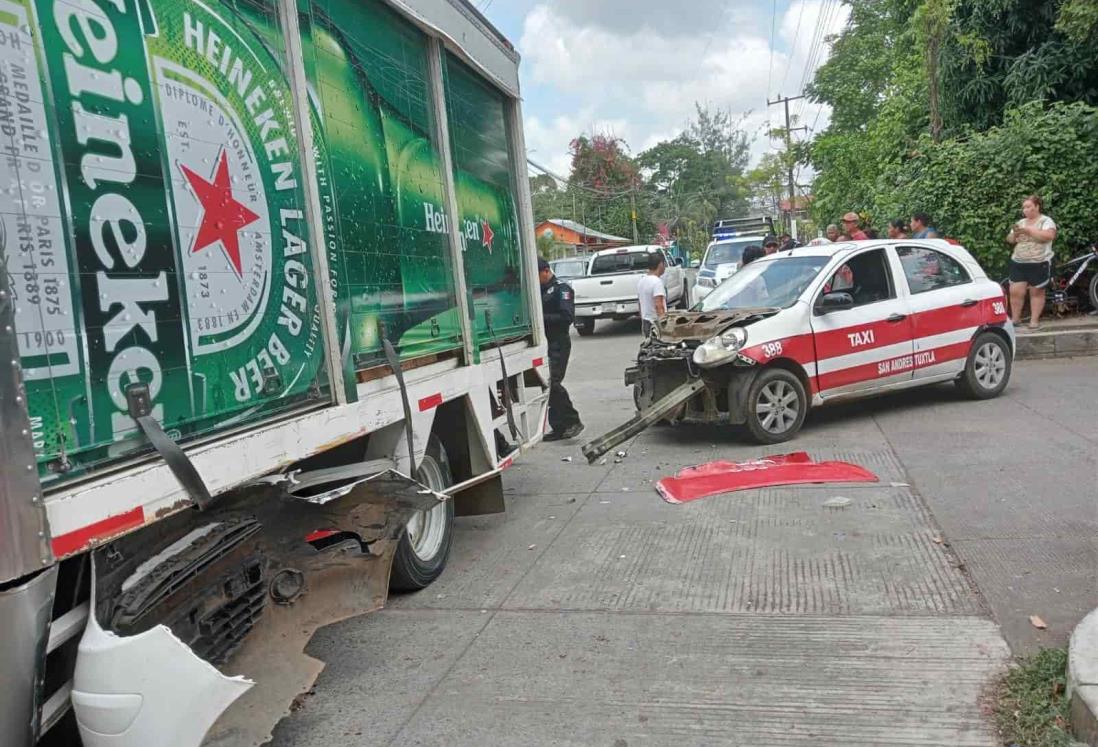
[{"x1": 72, "y1": 467, "x2": 446, "y2": 747}]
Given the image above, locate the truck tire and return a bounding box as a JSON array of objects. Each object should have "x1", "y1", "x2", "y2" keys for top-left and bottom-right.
[
  {"x1": 955, "y1": 332, "x2": 1011, "y2": 399},
  {"x1": 743, "y1": 368, "x2": 807, "y2": 444},
  {"x1": 390, "y1": 436, "x2": 455, "y2": 591},
  {"x1": 575, "y1": 319, "x2": 595, "y2": 336}
]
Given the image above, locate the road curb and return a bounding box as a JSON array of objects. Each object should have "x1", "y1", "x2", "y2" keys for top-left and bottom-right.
[
  {"x1": 1015, "y1": 325, "x2": 1098, "y2": 360},
  {"x1": 1068, "y1": 607, "x2": 1098, "y2": 745}
]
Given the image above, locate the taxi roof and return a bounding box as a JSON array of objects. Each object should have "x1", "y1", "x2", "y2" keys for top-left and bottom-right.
[{"x1": 767, "y1": 238, "x2": 968, "y2": 261}]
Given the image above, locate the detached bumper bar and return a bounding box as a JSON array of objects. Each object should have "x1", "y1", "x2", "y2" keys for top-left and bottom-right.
[{"x1": 581, "y1": 379, "x2": 707, "y2": 463}]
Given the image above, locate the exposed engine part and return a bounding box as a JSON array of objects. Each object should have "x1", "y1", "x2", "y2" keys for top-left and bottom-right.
[
  {"x1": 653, "y1": 308, "x2": 777, "y2": 341},
  {"x1": 269, "y1": 569, "x2": 305, "y2": 605}
]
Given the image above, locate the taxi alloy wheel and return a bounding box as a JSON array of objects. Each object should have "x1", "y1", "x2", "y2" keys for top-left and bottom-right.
[
  {"x1": 745, "y1": 368, "x2": 808, "y2": 444},
  {"x1": 957, "y1": 332, "x2": 1012, "y2": 399}
]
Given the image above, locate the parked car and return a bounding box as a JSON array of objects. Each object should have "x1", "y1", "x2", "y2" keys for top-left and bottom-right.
[
  {"x1": 626, "y1": 240, "x2": 1014, "y2": 443},
  {"x1": 550, "y1": 257, "x2": 589, "y2": 281},
  {"x1": 571, "y1": 245, "x2": 687, "y2": 335}
]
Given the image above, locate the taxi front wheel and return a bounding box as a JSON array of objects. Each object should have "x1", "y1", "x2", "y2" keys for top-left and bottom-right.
[{"x1": 744, "y1": 368, "x2": 808, "y2": 444}]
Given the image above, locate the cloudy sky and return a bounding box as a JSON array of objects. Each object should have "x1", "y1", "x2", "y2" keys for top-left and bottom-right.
[{"x1": 480, "y1": 0, "x2": 850, "y2": 177}]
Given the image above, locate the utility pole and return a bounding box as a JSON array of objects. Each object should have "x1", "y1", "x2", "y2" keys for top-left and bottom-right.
[
  {"x1": 630, "y1": 189, "x2": 639, "y2": 244},
  {"x1": 767, "y1": 94, "x2": 808, "y2": 232}
]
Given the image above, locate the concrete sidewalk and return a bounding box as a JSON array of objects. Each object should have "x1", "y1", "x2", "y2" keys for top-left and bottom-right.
[
  {"x1": 1015, "y1": 315, "x2": 1098, "y2": 359},
  {"x1": 271, "y1": 322, "x2": 1025, "y2": 746}
]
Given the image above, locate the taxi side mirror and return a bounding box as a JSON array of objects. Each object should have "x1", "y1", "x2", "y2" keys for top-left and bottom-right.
[{"x1": 817, "y1": 291, "x2": 854, "y2": 313}]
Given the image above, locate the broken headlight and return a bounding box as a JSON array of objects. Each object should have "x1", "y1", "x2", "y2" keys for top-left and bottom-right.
[{"x1": 692, "y1": 326, "x2": 748, "y2": 368}]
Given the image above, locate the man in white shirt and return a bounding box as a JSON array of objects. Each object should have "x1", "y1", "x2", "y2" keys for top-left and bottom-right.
[{"x1": 637, "y1": 252, "x2": 667, "y2": 337}]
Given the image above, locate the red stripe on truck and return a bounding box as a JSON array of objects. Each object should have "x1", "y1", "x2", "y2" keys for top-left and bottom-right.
[
  {"x1": 51, "y1": 507, "x2": 145, "y2": 558},
  {"x1": 417, "y1": 393, "x2": 443, "y2": 411},
  {"x1": 533, "y1": 357, "x2": 544, "y2": 367}
]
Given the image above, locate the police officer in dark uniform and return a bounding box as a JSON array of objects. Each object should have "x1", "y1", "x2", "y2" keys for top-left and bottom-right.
[{"x1": 538, "y1": 257, "x2": 583, "y2": 441}]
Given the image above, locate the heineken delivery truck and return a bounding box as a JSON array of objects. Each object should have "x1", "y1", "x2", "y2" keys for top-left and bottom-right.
[{"x1": 0, "y1": 0, "x2": 547, "y2": 743}]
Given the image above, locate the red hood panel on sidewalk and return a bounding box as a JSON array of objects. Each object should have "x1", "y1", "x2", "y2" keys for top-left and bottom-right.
[{"x1": 656, "y1": 452, "x2": 879, "y2": 504}]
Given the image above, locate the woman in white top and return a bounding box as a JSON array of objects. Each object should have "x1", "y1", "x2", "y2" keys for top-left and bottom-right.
[{"x1": 1005, "y1": 194, "x2": 1057, "y2": 330}]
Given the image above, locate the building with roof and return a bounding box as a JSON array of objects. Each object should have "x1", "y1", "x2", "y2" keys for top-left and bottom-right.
[{"x1": 535, "y1": 219, "x2": 629, "y2": 254}]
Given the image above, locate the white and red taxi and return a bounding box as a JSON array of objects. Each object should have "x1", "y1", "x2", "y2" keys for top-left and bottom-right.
[{"x1": 636, "y1": 240, "x2": 1015, "y2": 443}]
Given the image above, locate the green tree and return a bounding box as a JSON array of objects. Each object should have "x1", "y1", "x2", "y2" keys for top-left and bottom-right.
[
  {"x1": 939, "y1": 0, "x2": 1098, "y2": 133},
  {"x1": 877, "y1": 102, "x2": 1098, "y2": 271},
  {"x1": 637, "y1": 104, "x2": 752, "y2": 255}
]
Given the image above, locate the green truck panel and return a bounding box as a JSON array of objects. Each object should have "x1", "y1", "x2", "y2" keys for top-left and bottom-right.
[{"x1": 1, "y1": 0, "x2": 531, "y2": 483}]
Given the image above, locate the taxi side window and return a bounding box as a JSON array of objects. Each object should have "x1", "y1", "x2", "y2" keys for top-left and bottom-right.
[
  {"x1": 897, "y1": 246, "x2": 971, "y2": 293},
  {"x1": 823, "y1": 248, "x2": 895, "y2": 307}
]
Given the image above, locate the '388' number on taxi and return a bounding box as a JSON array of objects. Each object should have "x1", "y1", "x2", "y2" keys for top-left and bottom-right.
[{"x1": 761, "y1": 341, "x2": 784, "y2": 358}]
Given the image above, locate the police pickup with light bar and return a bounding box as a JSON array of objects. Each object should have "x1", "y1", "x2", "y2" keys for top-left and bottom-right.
[{"x1": 692, "y1": 217, "x2": 775, "y2": 305}]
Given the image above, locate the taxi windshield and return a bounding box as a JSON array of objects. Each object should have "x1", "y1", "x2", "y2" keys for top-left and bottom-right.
[{"x1": 696, "y1": 255, "x2": 829, "y2": 311}]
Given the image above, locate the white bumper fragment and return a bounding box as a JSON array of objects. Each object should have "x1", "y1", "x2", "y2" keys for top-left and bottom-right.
[{"x1": 73, "y1": 611, "x2": 253, "y2": 747}]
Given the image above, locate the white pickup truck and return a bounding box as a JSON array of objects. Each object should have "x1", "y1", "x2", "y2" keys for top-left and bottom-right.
[{"x1": 570, "y1": 246, "x2": 688, "y2": 335}]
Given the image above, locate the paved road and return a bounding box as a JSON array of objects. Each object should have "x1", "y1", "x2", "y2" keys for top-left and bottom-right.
[{"x1": 273, "y1": 320, "x2": 1096, "y2": 746}]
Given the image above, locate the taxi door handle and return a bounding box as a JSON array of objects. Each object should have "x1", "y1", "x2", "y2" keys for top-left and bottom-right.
[
  {"x1": 960, "y1": 298, "x2": 978, "y2": 307},
  {"x1": 600, "y1": 280, "x2": 613, "y2": 285},
  {"x1": 887, "y1": 313, "x2": 907, "y2": 323}
]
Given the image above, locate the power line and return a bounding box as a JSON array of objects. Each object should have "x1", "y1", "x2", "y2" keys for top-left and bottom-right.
[
  {"x1": 778, "y1": 0, "x2": 808, "y2": 95},
  {"x1": 795, "y1": 0, "x2": 838, "y2": 124},
  {"x1": 766, "y1": 0, "x2": 778, "y2": 99}
]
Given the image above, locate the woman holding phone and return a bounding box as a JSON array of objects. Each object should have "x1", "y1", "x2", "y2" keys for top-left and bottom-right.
[{"x1": 1006, "y1": 195, "x2": 1057, "y2": 330}]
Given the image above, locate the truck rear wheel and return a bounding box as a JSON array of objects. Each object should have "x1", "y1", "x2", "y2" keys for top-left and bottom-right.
[
  {"x1": 575, "y1": 319, "x2": 595, "y2": 336},
  {"x1": 390, "y1": 436, "x2": 455, "y2": 591}
]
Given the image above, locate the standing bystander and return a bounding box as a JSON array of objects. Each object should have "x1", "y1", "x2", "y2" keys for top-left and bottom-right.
[
  {"x1": 842, "y1": 212, "x2": 869, "y2": 240},
  {"x1": 910, "y1": 213, "x2": 940, "y2": 239},
  {"x1": 637, "y1": 252, "x2": 667, "y2": 338},
  {"x1": 1006, "y1": 195, "x2": 1058, "y2": 331},
  {"x1": 887, "y1": 219, "x2": 909, "y2": 239}
]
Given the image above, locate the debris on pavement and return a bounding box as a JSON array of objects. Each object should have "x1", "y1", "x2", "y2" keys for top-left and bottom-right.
[
  {"x1": 932, "y1": 535, "x2": 944, "y2": 544},
  {"x1": 528, "y1": 544, "x2": 537, "y2": 551},
  {"x1": 561, "y1": 456, "x2": 573, "y2": 463},
  {"x1": 655, "y1": 452, "x2": 878, "y2": 504},
  {"x1": 822, "y1": 496, "x2": 853, "y2": 508},
  {"x1": 1029, "y1": 615, "x2": 1048, "y2": 630},
  {"x1": 616, "y1": 451, "x2": 628, "y2": 458}
]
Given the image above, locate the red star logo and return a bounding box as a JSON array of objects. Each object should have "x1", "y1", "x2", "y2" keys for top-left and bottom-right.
[
  {"x1": 481, "y1": 219, "x2": 495, "y2": 254},
  {"x1": 179, "y1": 150, "x2": 260, "y2": 278}
]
